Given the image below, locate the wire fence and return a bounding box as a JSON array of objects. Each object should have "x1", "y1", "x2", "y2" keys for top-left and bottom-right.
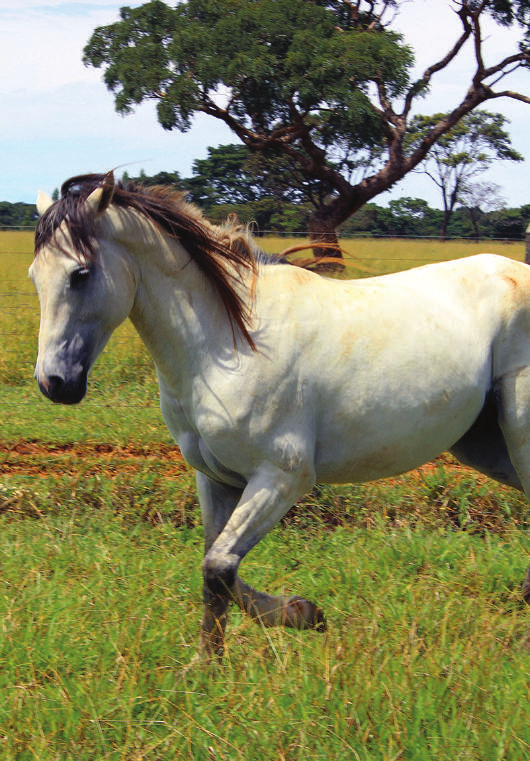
[
  {"x1": 1, "y1": 222, "x2": 527, "y2": 241},
  {"x1": 0, "y1": 231, "x2": 526, "y2": 421}
]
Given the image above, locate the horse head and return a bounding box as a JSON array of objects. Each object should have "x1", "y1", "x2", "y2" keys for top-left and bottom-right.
[{"x1": 30, "y1": 172, "x2": 138, "y2": 404}]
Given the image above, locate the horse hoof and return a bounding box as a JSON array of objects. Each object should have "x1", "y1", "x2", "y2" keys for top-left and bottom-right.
[
  {"x1": 287, "y1": 596, "x2": 327, "y2": 631},
  {"x1": 314, "y1": 609, "x2": 327, "y2": 633}
]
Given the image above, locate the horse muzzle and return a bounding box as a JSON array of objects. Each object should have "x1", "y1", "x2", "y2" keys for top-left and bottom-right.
[{"x1": 36, "y1": 368, "x2": 88, "y2": 405}]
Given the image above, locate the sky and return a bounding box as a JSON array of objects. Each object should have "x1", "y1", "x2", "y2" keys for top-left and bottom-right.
[{"x1": 1, "y1": 0, "x2": 529, "y2": 211}]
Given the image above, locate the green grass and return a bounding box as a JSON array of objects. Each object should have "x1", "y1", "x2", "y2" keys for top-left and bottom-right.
[
  {"x1": 1, "y1": 231, "x2": 530, "y2": 759},
  {"x1": 0, "y1": 382, "x2": 168, "y2": 447},
  {"x1": 0, "y1": 507, "x2": 529, "y2": 760},
  {"x1": 261, "y1": 235, "x2": 525, "y2": 278}
]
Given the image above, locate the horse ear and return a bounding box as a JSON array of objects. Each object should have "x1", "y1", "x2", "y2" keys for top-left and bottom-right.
[
  {"x1": 36, "y1": 190, "x2": 53, "y2": 216},
  {"x1": 86, "y1": 171, "x2": 116, "y2": 216}
]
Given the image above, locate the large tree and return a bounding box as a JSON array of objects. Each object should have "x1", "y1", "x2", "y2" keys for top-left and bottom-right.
[
  {"x1": 407, "y1": 110, "x2": 523, "y2": 240},
  {"x1": 84, "y1": 0, "x2": 530, "y2": 258}
]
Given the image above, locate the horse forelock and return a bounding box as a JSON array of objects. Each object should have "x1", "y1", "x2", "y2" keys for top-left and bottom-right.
[
  {"x1": 34, "y1": 174, "x2": 110, "y2": 263},
  {"x1": 33, "y1": 172, "x2": 262, "y2": 348}
]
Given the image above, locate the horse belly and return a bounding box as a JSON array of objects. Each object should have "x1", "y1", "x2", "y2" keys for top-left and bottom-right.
[
  {"x1": 313, "y1": 367, "x2": 489, "y2": 484},
  {"x1": 314, "y1": 408, "x2": 479, "y2": 484}
]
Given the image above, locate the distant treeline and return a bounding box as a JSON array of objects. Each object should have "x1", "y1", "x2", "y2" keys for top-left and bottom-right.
[
  {"x1": 122, "y1": 170, "x2": 530, "y2": 241},
  {"x1": 1, "y1": 189, "x2": 528, "y2": 241},
  {"x1": 339, "y1": 198, "x2": 530, "y2": 241},
  {"x1": 0, "y1": 201, "x2": 38, "y2": 229},
  {"x1": 202, "y1": 197, "x2": 530, "y2": 241}
]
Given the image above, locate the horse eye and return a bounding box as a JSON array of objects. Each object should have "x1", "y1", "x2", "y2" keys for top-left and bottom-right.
[{"x1": 69, "y1": 267, "x2": 91, "y2": 290}]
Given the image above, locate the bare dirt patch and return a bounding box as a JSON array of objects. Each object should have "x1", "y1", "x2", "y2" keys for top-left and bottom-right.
[
  {"x1": 0, "y1": 443, "x2": 474, "y2": 482},
  {"x1": 0, "y1": 440, "x2": 188, "y2": 478}
]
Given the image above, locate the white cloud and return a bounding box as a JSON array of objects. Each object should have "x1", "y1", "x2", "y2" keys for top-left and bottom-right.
[{"x1": 0, "y1": 3, "x2": 128, "y2": 94}]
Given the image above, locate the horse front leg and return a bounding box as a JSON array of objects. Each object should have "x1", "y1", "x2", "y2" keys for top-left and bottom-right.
[
  {"x1": 197, "y1": 472, "x2": 323, "y2": 657},
  {"x1": 200, "y1": 462, "x2": 325, "y2": 655},
  {"x1": 196, "y1": 473, "x2": 242, "y2": 659}
]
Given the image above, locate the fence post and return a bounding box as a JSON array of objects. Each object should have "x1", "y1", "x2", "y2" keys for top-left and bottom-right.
[{"x1": 526, "y1": 223, "x2": 530, "y2": 265}]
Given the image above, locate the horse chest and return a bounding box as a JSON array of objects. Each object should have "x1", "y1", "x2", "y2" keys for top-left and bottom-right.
[{"x1": 158, "y1": 386, "x2": 249, "y2": 486}]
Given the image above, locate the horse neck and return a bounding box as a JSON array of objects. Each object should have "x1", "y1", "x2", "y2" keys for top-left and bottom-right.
[{"x1": 125, "y1": 223, "x2": 243, "y2": 391}]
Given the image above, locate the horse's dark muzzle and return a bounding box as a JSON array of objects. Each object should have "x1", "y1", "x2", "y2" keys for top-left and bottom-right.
[{"x1": 37, "y1": 373, "x2": 88, "y2": 405}]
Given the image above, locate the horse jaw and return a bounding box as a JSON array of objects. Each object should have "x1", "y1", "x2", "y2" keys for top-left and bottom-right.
[{"x1": 36, "y1": 190, "x2": 53, "y2": 216}]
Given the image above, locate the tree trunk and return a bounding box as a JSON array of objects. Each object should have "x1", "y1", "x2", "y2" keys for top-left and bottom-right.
[
  {"x1": 439, "y1": 208, "x2": 451, "y2": 242},
  {"x1": 308, "y1": 209, "x2": 344, "y2": 271},
  {"x1": 470, "y1": 211, "x2": 480, "y2": 243}
]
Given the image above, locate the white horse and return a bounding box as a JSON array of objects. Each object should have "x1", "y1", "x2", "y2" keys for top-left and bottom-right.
[{"x1": 31, "y1": 172, "x2": 530, "y2": 657}]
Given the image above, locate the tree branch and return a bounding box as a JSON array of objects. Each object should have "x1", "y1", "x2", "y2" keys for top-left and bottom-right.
[
  {"x1": 482, "y1": 89, "x2": 530, "y2": 105},
  {"x1": 468, "y1": 0, "x2": 486, "y2": 83},
  {"x1": 403, "y1": 4, "x2": 472, "y2": 115},
  {"x1": 482, "y1": 53, "x2": 530, "y2": 81}
]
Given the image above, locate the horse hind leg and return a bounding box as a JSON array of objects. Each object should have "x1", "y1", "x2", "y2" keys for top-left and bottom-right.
[
  {"x1": 449, "y1": 386, "x2": 530, "y2": 604},
  {"x1": 449, "y1": 391, "x2": 522, "y2": 490},
  {"x1": 491, "y1": 370, "x2": 530, "y2": 605}
]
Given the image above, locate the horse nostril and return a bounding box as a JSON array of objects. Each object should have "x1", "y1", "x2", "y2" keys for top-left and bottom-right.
[
  {"x1": 39, "y1": 374, "x2": 65, "y2": 401},
  {"x1": 48, "y1": 375, "x2": 65, "y2": 393}
]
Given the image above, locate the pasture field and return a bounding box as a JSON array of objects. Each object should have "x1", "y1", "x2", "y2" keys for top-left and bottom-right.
[
  {"x1": 261, "y1": 233, "x2": 526, "y2": 277},
  {"x1": 0, "y1": 231, "x2": 529, "y2": 760}
]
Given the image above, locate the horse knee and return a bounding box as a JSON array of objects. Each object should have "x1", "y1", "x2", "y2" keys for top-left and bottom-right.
[{"x1": 202, "y1": 549, "x2": 239, "y2": 597}]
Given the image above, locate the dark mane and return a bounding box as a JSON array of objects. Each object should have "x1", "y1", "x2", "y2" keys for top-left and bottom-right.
[{"x1": 34, "y1": 173, "x2": 272, "y2": 349}]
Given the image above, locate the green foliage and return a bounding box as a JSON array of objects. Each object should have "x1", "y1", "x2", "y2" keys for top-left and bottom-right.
[
  {"x1": 407, "y1": 110, "x2": 524, "y2": 168},
  {"x1": 0, "y1": 202, "x2": 37, "y2": 228},
  {"x1": 85, "y1": 0, "x2": 410, "y2": 137},
  {"x1": 118, "y1": 157, "x2": 530, "y2": 239},
  {"x1": 486, "y1": 0, "x2": 530, "y2": 28},
  {"x1": 187, "y1": 144, "x2": 264, "y2": 206},
  {"x1": 406, "y1": 110, "x2": 524, "y2": 238},
  {"x1": 186, "y1": 143, "x2": 318, "y2": 230},
  {"x1": 83, "y1": 0, "x2": 415, "y2": 240},
  {"x1": 384, "y1": 197, "x2": 443, "y2": 237},
  {"x1": 486, "y1": 204, "x2": 530, "y2": 239},
  {"x1": 338, "y1": 197, "x2": 530, "y2": 240},
  {"x1": 122, "y1": 168, "x2": 184, "y2": 190},
  {"x1": 82, "y1": 0, "x2": 414, "y2": 200}
]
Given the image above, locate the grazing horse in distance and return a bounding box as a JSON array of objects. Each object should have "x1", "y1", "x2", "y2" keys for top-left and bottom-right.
[{"x1": 30, "y1": 171, "x2": 530, "y2": 657}]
